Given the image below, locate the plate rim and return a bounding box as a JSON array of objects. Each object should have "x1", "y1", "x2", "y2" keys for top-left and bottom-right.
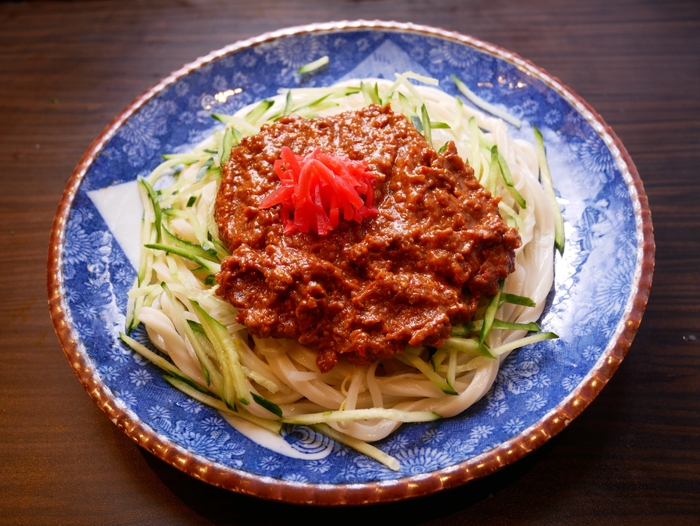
[{"x1": 47, "y1": 19, "x2": 655, "y2": 505}]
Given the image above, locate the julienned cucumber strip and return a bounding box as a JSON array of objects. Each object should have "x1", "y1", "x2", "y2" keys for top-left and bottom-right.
[
  {"x1": 468, "y1": 117, "x2": 481, "y2": 180},
  {"x1": 210, "y1": 114, "x2": 257, "y2": 137},
  {"x1": 187, "y1": 320, "x2": 218, "y2": 361},
  {"x1": 479, "y1": 280, "x2": 504, "y2": 345},
  {"x1": 398, "y1": 91, "x2": 414, "y2": 117},
  {"x1": 164, "y1": 376, "x2": 282, "y2": 434},
  {"x1": 251, "y1": 392, "x2": 283, "y2": 418},
  {"x1": 360, "y1": 81, "x2": 381, "y2": 105},
  {"x1": 310, "y1": 423, "x2": 400, "y2": 471},
  {"x1": 189, "y1": 298, "x2": 239, "y2": 407},
  {"x1": 486, "y1": 143, "x2": 499, "y2": 194},
  {"x1": 431, "y1": 121, "x2": 450, "y2": 129},
  {"x1": 493, "y1": 146, "x2": 527, "y2": 208},
  {"x1": 220, "y1": 127, "x2": 234, "y2": 165},
  {"x1": 291, "y1": 93, "x2": 333, "y2": 114},
  {"x1": 144, "y1": 243, "x2": 221, "y2": 274},
  {"x1": 491, "y1": 319, "x2": 542, "y2": 332},
  {"x1": 190, "y1": 300, "x2": 250, "y2": 406},
  {"x1": 296, "y1": 55, "x2": 329, "y2": 75},
  {"x1": 441, "y1": 337, "x2": 496, "y2": 359},
  {"x1": 119, "y1": 332, "x2": 200, "y2": 389},
  {"x1": 281, "y1": 408, "x2": 441, "y2": 425},
  {"x1": 161, "y1": 227, "x2": 219, "y2": 263},
  {"x1": 452, "y1": 74, "x2": 522, "y2": 128},
  {"x1": 196, "y1": 156, "x2": 215, "y2": 181},
  {"x1": 136, "y1": 186, "x2": 152, "y2": 286},
  {"x1": 282, "y1": 90, "x2": 293, "y2": 116},
  {"x1": 430, "y1": 347, "x2": 448, "y2": 370},
  {"x1": 411, "y1": 116, "x2": 423, "y2": 133},
  {"x1": 501, "y1": 293, "x2": 536, "y2": 307},
  {"x1": 494, "y1": 146, "x2": 515, "y2": 185},
  {"x1": 139, "y1": 178, "x2": 162, "y2": 243},
  {"x1": 420, "y1": 104, "x2": 433, "y2": 148},
  {"x1": 533, "y1": 124, "x2": 565, "y2": 253},
  {"x1": 124, "y1": 295, "x2": 136, "y2": 334},
  {"x1": 492, "y1": 332, "x2": 559, "y2": 356},
  {"x1": 161, "y1": 153, "x2": 205, "y2": 164},
  {"x1": 160, "y1": 283, "x2": 219, "y2": 389},
  {"x1": 450, "y1": 322, "x2": 476, "y2": 337},
  {"x1": 244, "y1": 99, "x2": 274, "y2": 125},
  {"x1": 397, "y1": 353, "x2": 458, "y2": 395}
]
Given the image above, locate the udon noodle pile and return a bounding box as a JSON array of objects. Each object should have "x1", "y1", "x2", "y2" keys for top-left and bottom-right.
[{"x1": 121, "y1": 72, "x2": 559, "y2": 469}]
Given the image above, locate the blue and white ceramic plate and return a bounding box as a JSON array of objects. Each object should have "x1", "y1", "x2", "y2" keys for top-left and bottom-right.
[{"x1": 48, "y1": 21, "x2": 654, "y2": 505}]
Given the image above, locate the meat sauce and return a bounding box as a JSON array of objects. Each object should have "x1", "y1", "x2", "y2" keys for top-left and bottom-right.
[{"x1": 215, "y1": 105, "x2": 521, "y2": 372}]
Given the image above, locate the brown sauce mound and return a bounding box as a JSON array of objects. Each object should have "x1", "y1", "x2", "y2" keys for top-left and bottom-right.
[{"x1": 215, "y1": 104, "x2": 521, "y2": 372}]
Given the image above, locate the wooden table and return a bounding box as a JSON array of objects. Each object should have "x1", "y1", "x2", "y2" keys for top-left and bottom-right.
[{"x1": 1, "y1": 0, "x2": 698, "y2": 523}]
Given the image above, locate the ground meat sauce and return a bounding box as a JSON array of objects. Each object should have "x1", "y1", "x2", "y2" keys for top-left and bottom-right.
[{"x1": 215, "y1": 104, "x2": 521, "y2": 372}]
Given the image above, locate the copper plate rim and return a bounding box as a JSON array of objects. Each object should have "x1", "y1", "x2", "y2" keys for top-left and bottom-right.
[{"x1": 47, "y1": 20, "x2": 655, "y2": 506}]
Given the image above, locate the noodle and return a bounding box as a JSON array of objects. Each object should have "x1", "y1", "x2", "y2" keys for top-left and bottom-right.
[{"x1": 123, "y1": 73, "x2": 556, "y2": 462}]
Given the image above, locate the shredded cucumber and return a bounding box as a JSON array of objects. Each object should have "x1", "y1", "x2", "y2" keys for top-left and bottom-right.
[
  {"x1": 452, "y1": 74, "x2": 522, "y2": 128},
  {"x1": 397, "y1": 352, "x2": 458, "y2": 395},
  {"x1": 533, "y1": 124, "x2": 565, "y2": 253},
  {"x1": 164, "y1": 376, "x2": 282, "y2": 434},
  {"x1": 281, "y1": 408, "x2": 441, "y2": 425},
  {"x1": 311, "y1": 424, "x2": 400, "y2": 471},
  {"x1": 296, "y1": 55, "x2": 329, "y2": 75}
]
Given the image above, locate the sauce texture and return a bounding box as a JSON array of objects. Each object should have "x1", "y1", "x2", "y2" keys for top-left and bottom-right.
[{"x1": 215, "y1": 105, "x2": 520, "y2": 372}]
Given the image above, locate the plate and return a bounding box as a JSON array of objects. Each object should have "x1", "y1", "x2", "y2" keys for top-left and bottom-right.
[{"x1": 47, "y1": 21, "x2": 654, "y2": 505}]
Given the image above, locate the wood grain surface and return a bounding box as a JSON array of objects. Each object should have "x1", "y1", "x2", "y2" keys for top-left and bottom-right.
[{"x1": 1, "y1": 0, "x2": 698, "y2": 524}]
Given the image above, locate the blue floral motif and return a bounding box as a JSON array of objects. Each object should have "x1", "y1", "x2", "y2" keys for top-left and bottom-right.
[
  {"x1": 129, "y1": 368, "x2": 152, "y2": 387},
  {"x1": 421, "y1": 427, "x2": 446, "y2": 445},
  {"x1": 428, "y1": 41, "x2": 479, "y2": 69},
  {"x1": 131, "y1": 353, "x2": 147, "y2": 366},
  {"x1": 544, "y1": 109, "x2": 562, "y2": 127},
  {"x1": 579, "y1": 134, "x2": 616, "y2": 183},
  {"x1": 201, "y1": 416, "x2": 226, "y2": 432},
  {"x1": 469, "y1": 425, "x2": 495, "y2": 440},
  {"x1": 171, "y1": 420, "x2": 235, "y2": 460},
  {"x1": 486, "y1": 398, "x2": 508, "y2": 417},
  {"x1": 107, "y1": 344, "x2": 133, "y2": 363},
  {"x1": 148, "y1": 405, "x2": 171, "y2": 421},
  {"x1": 525, "y1": 393, "x2": 547, "y2": 412},
  {"x1": 118, "y1": 389, "x2": 138, "y2": 408},
  {"x1": 582, "y1": 345, "x2": 600, "y2": 361},
  {"x1": 503, "y1": 418, "x2": 525, "y2": 435},
  {"x1": 98, "y1": 365, "x2": 119, "y2": 383},
  {"x1": 63, "y1": 223, "x2": 93, "y2": 266},
  {"x1": 498, "y1": 358, "x2": 540, "y2": 395},
  {"x1": 395, "y1": 447, "x2": 453, "y2": 475},
  {"x1": 307, "y1": 459, "x2": 332, "y2": 474},
  {"x1": 260, "y1": 455, "x2": 282, "y2": 471},
  {"x1": 177, "y1": 398, "x2": 203, "y2": 414},
  {"x1": 74, "y1": 320, "x2": 95, "y2": 338},
  {"x1": 76, "y1": 303, "x2": 99, "y2": 321},
  {"x1": 117, "y1": 99, "x2": 175, "y2": 168},
  {"x1": 58, "y1": 27, "x2": 643, "y2": 486},
  {"x1": 262, "y1": 34, "x2": 328, "y2": 71},
  {"x1": 532, "y1": 373, "x2": 551, "y2": 389},
  {"x1": 282, "y1": 473, "x2": 308, "y2": 483},
  {"x1": 591, "y1": 252, "x2": 634, "y2": 318},
  {"x1": 383, "y1": 432, "x2": 411, "y2": 454},
  {"x1": 562, "y1": 374, "x2": 584, "y2": 392},
  {"x1": 442, "y1": 435, "x2": 479, "y2": 456}
]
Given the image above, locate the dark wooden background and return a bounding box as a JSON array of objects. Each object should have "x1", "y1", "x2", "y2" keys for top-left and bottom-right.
[{"x1": 1, "y1": 0, "x2": 698, "y2": 524}]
